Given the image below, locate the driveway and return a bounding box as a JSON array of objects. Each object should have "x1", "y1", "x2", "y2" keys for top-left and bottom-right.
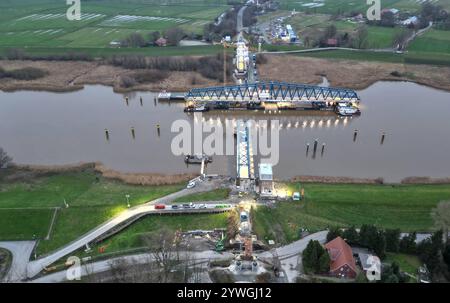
[{"x1": 0, "y1": 241, "x2": 36, "y2": 282}]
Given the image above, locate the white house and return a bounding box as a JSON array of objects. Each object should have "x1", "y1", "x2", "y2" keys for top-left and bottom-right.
[{"x1": 359, "y1": 253, "x2": 381, "y2": 281}]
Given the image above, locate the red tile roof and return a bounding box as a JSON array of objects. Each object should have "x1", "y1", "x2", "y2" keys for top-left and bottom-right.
[
  {"x1": 326, "y1": 38, "x2": 337, "y2": 46},
  {"x1": 325, "y1": 236, "x2": 357, "y2": 274}
]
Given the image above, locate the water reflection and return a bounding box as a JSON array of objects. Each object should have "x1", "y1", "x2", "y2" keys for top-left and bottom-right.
[{"x1": 1, "y1": 81, "x2": 450, "y2": 182}]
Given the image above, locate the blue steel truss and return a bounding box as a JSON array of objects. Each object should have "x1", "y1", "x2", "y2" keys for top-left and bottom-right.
[{"x1": 186, "y1": 81, "x2": 359, "y2": 101}]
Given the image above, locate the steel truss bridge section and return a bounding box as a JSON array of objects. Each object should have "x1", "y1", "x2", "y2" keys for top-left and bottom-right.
[{"x1": 185, "y1": 81, "x2": 360, "y2": 104}]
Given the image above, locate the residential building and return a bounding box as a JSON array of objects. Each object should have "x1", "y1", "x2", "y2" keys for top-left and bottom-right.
[
  {"x1": 358, "y1": 253, "x2": 381, "y2": 281},
  {"x1": 325, "y1": 236, "x2": 357, "y2": 279}
]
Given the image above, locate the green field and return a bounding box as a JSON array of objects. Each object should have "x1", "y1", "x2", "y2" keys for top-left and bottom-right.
[
  {"x1": 409, "y1": 29, "x2": 450, "y2": 56},
  {"x1": 0, "y1": 0, "x2": 230, "y2": 51},
  {"x1": 253, "y1": 183, "x2": 450, "y2": 244},
  {"x1": 173, "y1": 188, "x2": 230, "y2": 203},
  {"x1": 0, "y1": 168, "x2": 185, "y2": 255},
  {"x1": 278, "y1": 0, "x2": 436, "y2": 14}
]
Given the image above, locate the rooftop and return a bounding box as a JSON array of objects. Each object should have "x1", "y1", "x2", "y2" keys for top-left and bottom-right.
[{"x1": 259, "y1": 163, "x2": 273, "y2": 181}]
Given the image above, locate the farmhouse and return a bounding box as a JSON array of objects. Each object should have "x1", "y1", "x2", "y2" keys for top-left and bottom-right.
[
  {"x1": 325, "y1": 237, "x2": 357, "y2": 279},
  {"x1": 155, "y1": 37, "x2": 167, "y2": 47}
]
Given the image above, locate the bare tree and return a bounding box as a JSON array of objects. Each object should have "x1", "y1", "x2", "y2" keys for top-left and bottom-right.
[
  {"x1": 432, "y1": 201, "x2": 450, "y2": 244},
  {"x1": 354, "y1": 24, "x2": 369, "y2": 49},
  {"x1": 164, "y1": 27, "x2": 185, "y2": 46},
  {"x1": 0, "y1": 147, "x2": 12, "y2": 169},
  {"x1": 143, "y1": 228, "x2": 181, "y2": 283}
]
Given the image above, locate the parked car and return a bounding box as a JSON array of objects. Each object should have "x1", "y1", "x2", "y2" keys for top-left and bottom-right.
[
  {"x1": 198, "y1": 204, "x2": 206, "y2": 209},
  {"x1": 171, "y1": 205, "x2": 179, "y2": 209},
  {"x1": 187, "y1": 181, "x2": 196, "y2": 189},
  {"x1": 155, "y1": 204, "x2": 166, "y2": 210},
  {"x1": 182, "y1": 203, "x2": 191, "y2": 209}
]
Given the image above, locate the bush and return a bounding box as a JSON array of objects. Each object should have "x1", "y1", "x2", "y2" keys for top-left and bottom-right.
[
  {"x1": 120, "y1": 75, "x2": 136, "y2": 88},
  {"x1": 121, "y1": 33, "x2": 147, "y2": 48},
  {"x1": 0, "y1": 67, "x2": 48, "y2": 80},
  {"x1": 134, "y1": 70, "x2": 169, "y2": 84},
  {"x1": 6, "y1": 67, "x2": 47, "y2": 80}
]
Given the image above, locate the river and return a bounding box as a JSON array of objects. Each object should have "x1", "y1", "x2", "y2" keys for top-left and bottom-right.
[{"x1": 1, "y1": 81, "x2": 449, "y2": 183}]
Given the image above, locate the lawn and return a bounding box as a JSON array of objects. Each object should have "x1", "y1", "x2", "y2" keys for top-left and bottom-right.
[
  {"x1": 253, "y1": 183, "x2": 450, "y2": 245},
  {"x1": 385, "y1": 252, "x2": 421, "y2": 276},
  {"x1": 172, "y1": 188, "x2": 230, "y2": 203},
  {"x1": 366, "y1": 26, "x2": 400, "y2": 49},
  {"x1": 0, "y1": 168, "x2": 184, "y2": 255},
  {"x1": 81, "y1": 212, "x2": 228, "y2": 257},
  {"x1": 409, "y1": 29, "x2": 450, "y2": 56}
]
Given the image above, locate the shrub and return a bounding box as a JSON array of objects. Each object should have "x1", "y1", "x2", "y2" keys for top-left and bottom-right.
[
  {"x1": 120, "y1": 75, "x2": 136, "y2": 88},
  {"x1": 6, "y1": 67, "x2": 47, "y2": 80},
  {"x1": 134, "y1": 70, "x2": 169, "y2": 84}
]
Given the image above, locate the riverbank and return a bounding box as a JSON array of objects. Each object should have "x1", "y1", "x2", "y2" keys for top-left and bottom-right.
[
  {"x1": 259, "y1": 55, "x2": 450, "y2": 92},
  {"x1": 0, "y1": 60, "x2": 219, "y2": 93},
  {"x1": 1, "y1": 57, "x2": 450, "y2": 93},
  {"x1": 9, "y1": 162, "x2": 196, "y2": 186}
]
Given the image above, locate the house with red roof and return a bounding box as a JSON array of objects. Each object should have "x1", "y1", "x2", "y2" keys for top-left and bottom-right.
[{"x1": 325, "y1": 236, "x2": 357, "y2": 279}]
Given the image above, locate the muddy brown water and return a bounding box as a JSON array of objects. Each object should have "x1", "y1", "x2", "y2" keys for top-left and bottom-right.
[{"x1": 1, "y1": 81, "x2": 450, "y2": 183}]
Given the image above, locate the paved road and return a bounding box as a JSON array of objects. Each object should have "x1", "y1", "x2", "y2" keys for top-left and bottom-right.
[
  {"x1": 0, "y1": 241, "x2": 36, "y2": 282},
  {"x1": 26, "y1": 179, "x2": 228, "y2": 279},
  {"x1": 258, "y1": 231, "x2": 328, "y2": 283},
  {"x1": 31, "y1": 251, "x2": 234, "y2": 283},
  {"x1": 32, "y1": 231, "x2": 328, "y2": 283}
]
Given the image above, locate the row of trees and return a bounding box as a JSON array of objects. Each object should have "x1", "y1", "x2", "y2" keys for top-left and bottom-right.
[
  {"x1": 314, "y1": 24, "x2": 369, "y2": 49},
  {"x1": 109, "y1": 53, "x2": 233, "y2": 82},
  {"x1": 120, "y1": 28, "x2": 186, "y2": 47},
  {"x1": 203, "y1": 6, "x2": 238, "y2": 42}
]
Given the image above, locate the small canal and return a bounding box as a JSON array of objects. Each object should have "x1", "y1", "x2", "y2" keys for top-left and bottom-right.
[{"x1": 1, "y1": 81, "x2": 450, "y2": 183}]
